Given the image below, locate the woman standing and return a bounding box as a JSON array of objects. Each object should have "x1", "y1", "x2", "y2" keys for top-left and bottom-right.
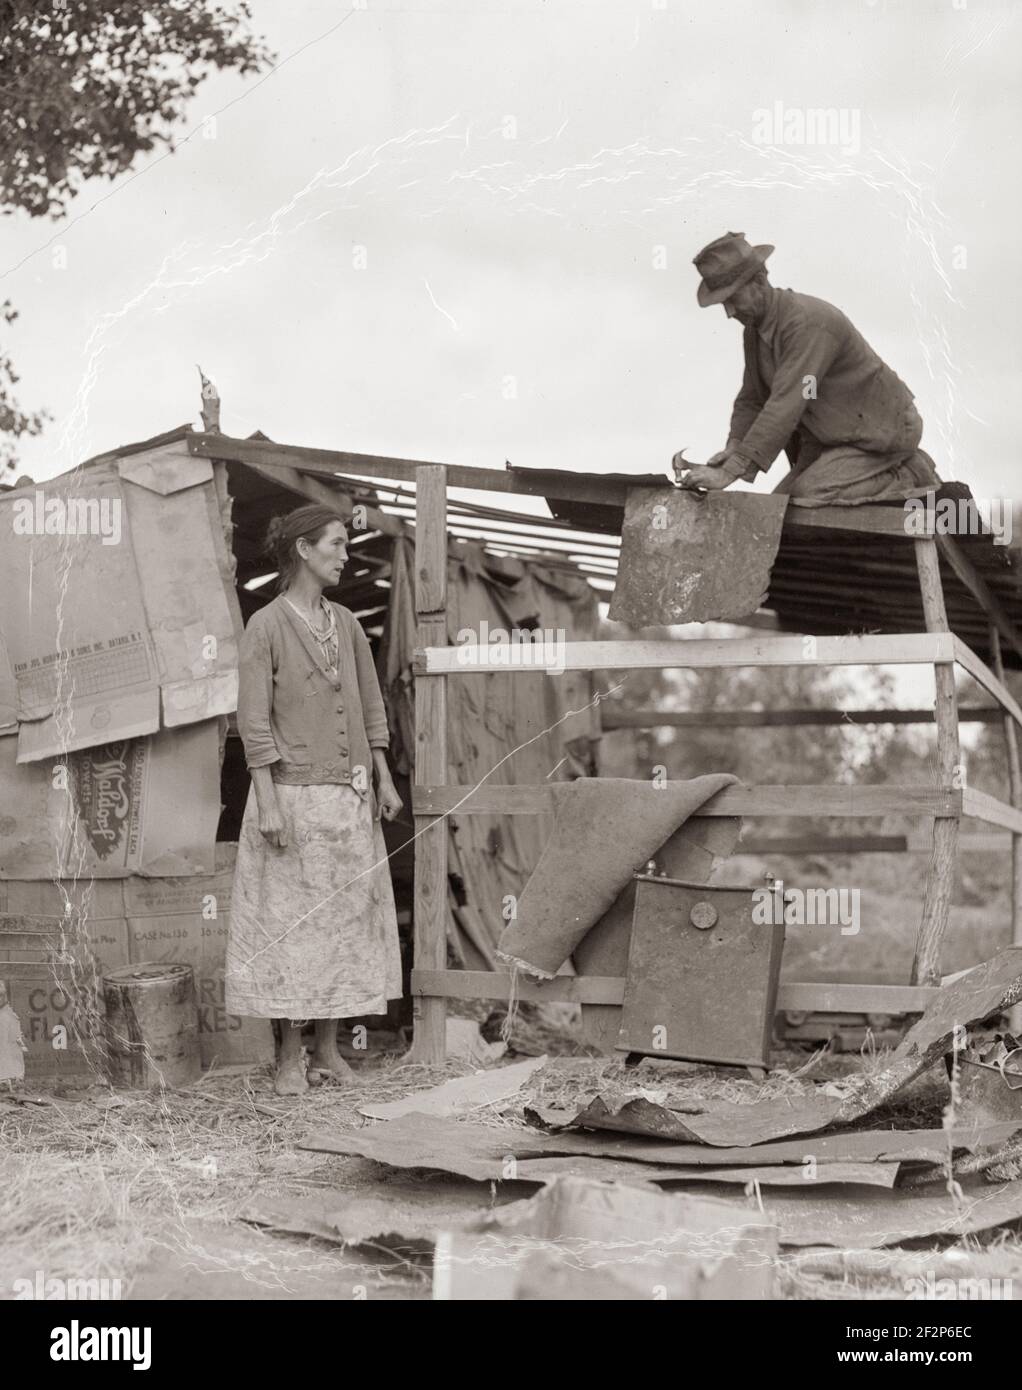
[{"x1": 227, "y1": 504, "x2": 404, "y2": 1095}]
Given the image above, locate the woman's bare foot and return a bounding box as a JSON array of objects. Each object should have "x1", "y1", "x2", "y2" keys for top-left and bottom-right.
[
  {"x1": 308, "y1": 1050, "x2": 355, "y2": 1083},
  {"x1": 273, "y1": 1018, "x2": 309, "y2": 1095},
  {"x1": 310, "y1": 1018, "x2": 356, "y2": 1084},
  {"x1": 273, "y1": 1064, "x2": 309, "y2": 1096}
]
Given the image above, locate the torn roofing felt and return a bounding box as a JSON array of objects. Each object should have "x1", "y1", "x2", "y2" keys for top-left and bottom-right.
[{"x1": 495, "y1": 775, "x2": 737, "y2": 979}]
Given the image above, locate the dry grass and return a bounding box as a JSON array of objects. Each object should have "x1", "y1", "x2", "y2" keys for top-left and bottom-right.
[
  {"x1": 3, "y1": 1001, "x2": 1021, "y2": 1301},
  {"x1": 0, "y1": 1049, "x2": 479, "y2": 1298}
]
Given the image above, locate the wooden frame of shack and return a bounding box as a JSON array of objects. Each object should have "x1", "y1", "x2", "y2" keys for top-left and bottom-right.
[{"x1": 185, "y1": 431, "x2": 1022, "y2": 1064}]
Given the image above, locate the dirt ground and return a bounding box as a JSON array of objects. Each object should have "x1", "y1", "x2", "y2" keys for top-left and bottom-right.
[{"x1": 4, "y1": 1005, "x2": 1022, "y2": 1302}]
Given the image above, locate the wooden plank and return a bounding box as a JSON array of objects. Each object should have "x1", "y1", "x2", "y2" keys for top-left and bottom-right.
[
  {"x1": 410, "y1": 969, "x2": 938, "y2": 1015},
  {"x1": 411, "y1": 969, "x2": 624, "y2": 1005},
  {"x1": 409, "y1": 464, "x2": 449, "y2": 1064},
  {"x1": 234, "y1": 455, "x2": 405, "y2": 539},
  {"x1": 913, "y1": 539, "x2": 961, "y2": 986},
  {"x1": 777, "y1": 982, "x2": 937, "y2": 1014},
  {"x1": 988, "y1": 629, "x2": 1022, "y2": 992},
  {"x1": 415, "y1": 631, "x2": 954, "y2": 677},
  {"x1": 411, "y1": 783, "x2": 963, "y2": 818},
  {"x1": 744, "y1": 833, "x2": 1011, "y2": 853},
  {"x1": 738, "y1": 835, "x2": 910, "y2": 854},
  {"x1": 190, "y1": 437, "x2": 1003, "y2": 551},
  {"x1": 783, "y1": 505, "x2": 918, "y2": 537},
  {"x1": 600, "y1": 706, "x2": 1001, "y2": 730},
  {"x1": 961, "y1": 786, "x2": 1022, "y2": 835},
  {"x1": 939, "y1": 833, "x2": 1011, "y2": 851},
  {"x1": 191, "y1": 431, "x2": 641, "y2": 506},
  {"x1": 952, "y1": 636, "x2": 1022, "y2": 730},
  {"x1": 938, "y1": 536, "x2": 1022, "y2": 663}
]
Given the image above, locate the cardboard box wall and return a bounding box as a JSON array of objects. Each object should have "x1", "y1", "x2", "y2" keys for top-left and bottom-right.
[
  {"x1": 0, "y1": 440, "x2": 241, "y2": 761},
  {"x1": 0, "y1": 719, "x2": 223, "y2": 879},
  {"x1": 0, "y1": 842, "x2": 273, "y2": 1077}
]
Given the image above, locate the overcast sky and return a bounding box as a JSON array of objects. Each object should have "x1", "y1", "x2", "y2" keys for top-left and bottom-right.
[{"x1": 3, "y1": 0, "x2": 1018, "y2": 502}]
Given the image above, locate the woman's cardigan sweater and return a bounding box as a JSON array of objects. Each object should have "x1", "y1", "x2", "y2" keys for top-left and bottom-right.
[{"x1": 236, "y1": 594, "x2": 390, "y2": 791}]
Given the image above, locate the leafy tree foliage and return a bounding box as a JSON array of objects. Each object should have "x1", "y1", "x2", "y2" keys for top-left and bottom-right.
[{"x1": 0, "y1": 1, "x2": 272, "y2": 468}]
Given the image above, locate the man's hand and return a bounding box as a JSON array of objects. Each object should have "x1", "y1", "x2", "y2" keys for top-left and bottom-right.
[
  {"x1": 674, "y1": 449, "x2": 756, "y2": 491},
  {"x1": 677, "y1": 464, "x2": 734, "y2": 491},
  {"x1": 671, "y1": 448, "x2": 732, "y2": 485}
]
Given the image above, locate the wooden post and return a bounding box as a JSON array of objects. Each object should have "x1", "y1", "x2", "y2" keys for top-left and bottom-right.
[
  {"x1": 912, "y1": 538, "x2": 961, "y2": 985},
  {"x1": 409, "y1": 464, "x2": 449, "y2": 1064},
  {"x1": 989, "y1": 625, "x2": 1022, "y2": 1029}
]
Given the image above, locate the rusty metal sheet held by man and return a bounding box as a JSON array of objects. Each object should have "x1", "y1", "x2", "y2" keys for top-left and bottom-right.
[{"x1": 608, "y1": 488, "x2": 789, "y2": 627}]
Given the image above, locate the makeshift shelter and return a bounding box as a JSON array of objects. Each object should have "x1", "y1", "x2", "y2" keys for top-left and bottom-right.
[
  {"x1": 169, "y1": 431, "x2": 1022, "y2": 1064},
  {"x1": 5, "y1": 424, "x2": 1021, "y2": 1075},
  {"x1": 0, "y1": 426, "x2": 603, "y2": 1075}
]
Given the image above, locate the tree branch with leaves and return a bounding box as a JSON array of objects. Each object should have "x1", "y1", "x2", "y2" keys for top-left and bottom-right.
[{"x1": 0, "y1": 0, "x2": 273, "y2": 470}]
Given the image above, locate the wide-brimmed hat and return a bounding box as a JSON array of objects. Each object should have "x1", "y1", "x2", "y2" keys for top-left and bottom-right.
[{"x1": 694, "y1": 231, "x2": 774, "y2": 307}]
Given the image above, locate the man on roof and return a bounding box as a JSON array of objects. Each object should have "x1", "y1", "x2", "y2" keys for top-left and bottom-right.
[{"x1": 674, "y1": 232, "x2": 942, "y2": 503}]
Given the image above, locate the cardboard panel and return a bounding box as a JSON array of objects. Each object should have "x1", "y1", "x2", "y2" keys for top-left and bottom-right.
[
  {"x1": 123, "y1": 844, "x2": 273, "y2": 1067},
  {"x1": 0, "y1": 843, "x2": 273, "y2": 1075},
  {"x1": 0, "y1": 631, "x2": 17, "y2": 735},
  {"x1": 0, "y1": 721, "x2": 221, "y2": 879},
  {"x1": 0, "y1": 904, "x2": 128, "y2": 1077},
  {"x1": 120, "y1": 456, "x2": 238, "y2": 728},
  {"x1": 0, "y1": 442, "x2": 242, "y2": 763},
  {"x1": 1, "y1": 463, "x2": 160, "y2": 761}
]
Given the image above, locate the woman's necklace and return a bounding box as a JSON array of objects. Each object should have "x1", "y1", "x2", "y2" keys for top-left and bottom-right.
[
  {"x1": 285, "y1": 594, "x2": 330, "y2": 635},
  {"x1": 284, "y1": 595, "x2": 339, "y2": 671}
]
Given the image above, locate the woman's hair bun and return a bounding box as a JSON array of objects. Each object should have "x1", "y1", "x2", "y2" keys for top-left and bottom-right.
[{"x1": 264, "y1": 514, "x2": 287, "y2": 555}]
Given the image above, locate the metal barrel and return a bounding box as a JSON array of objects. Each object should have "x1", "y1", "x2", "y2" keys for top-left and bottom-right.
[{"x1": 102, "y1": 962, "x2": 201, "y2": 1089}]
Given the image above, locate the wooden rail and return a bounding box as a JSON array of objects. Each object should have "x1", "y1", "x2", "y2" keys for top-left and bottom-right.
[
  {"x1": 413, "y1": 631, "x2": 954, "y2": 676},
  {"x1": 398, "y1": 462, "x2": 1022, "y2": 1058},
  {"x1": 408, "y1": 464, "x2": 449, "y2": 1065},
  {"x1": 913, "y1": 539, "x2": 961, "y2": 985},
  {"x1": 411, "y1": 784, "x2": 964, "y2": 818},
  {"x1": 411, "y1": 969, "x2": 938, "y2": 1015},
  {"x1": 600, "y1": 706, "x2": 1001, "y2": 729}
]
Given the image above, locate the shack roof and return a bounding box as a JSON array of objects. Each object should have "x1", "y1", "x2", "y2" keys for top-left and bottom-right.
[{"x1": 63, "y1": 426, "x2": 1022, "y2": 671}]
